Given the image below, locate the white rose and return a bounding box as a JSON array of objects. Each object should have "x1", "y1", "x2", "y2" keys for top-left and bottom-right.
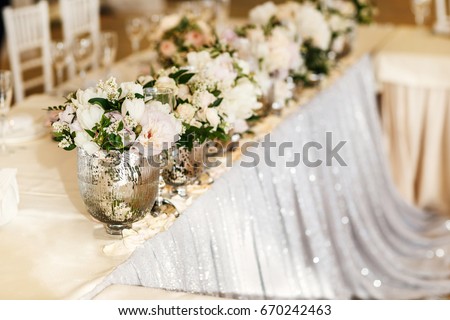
[
  {"x1": 249, "y1": 1, "x2": 278, "y2": 26},
  {"x1": 297, "y1": 4, "x2": 331, "y2": 50},
  {"x1": 74, "y1": 131, "x2": 100, "y2": 155},
  {"x1": 176, "y1": 103, "x2": 196, "y2": 122},
  {"x1": 122, "y1": 98, "x2": 146, "y2": 122},
  {"x1": 155, "y1": 76, "x2": 179, "y2": 95},
  {"x1": 206, "y1": 108, "x2": 221, "y2": 129},
  {"x1": 177, "y1": 84, "x2": 191, "y2": 101},
  {"x1": 119, "y1": 82, "x2": 144, "y2": 99},
  {"x1": 76, "y1": 104, "x2": 104, "y2": 130},
  {"x1": 194, "y1": 90, "x2": 216, "y2": 109}
]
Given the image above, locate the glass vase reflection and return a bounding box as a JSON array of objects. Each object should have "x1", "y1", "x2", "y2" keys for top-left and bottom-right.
[{"x1": 77, "y1": 148, "x2": 159, "y2": 235}]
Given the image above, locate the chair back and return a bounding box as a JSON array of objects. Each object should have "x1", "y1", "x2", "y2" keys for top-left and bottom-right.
[
  {"x1": 60, "y1": 0, "x2": 100, "y2": 78},
  {"x1": 2, "y1": 1, "x2": 53, "y2": 102}
]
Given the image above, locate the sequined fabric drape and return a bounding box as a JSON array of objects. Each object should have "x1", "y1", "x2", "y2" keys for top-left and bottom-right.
[{"x1": 87, "y1": 56, "x2": 450, "y2": 299}]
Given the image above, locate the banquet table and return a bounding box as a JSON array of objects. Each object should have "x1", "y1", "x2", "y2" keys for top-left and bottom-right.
[
  {"x1": 376, "y1": 26, "x2": 450, "y2": 217},
  {"x1": 1, "y1": 25, "x2": 450, "y2": 300}
]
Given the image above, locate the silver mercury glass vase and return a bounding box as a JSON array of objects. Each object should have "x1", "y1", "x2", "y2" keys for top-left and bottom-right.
[
  {"x1": 77, "y1": 148, "x2": 159, "y2": 235},
  {"x1": 162, "y1": 144, "x2": 205, "y2": 198}
]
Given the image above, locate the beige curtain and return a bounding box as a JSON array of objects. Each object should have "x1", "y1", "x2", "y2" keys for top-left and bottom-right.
[{"x1": 381, "y1": 83, "x2": 450, "y2": 216}]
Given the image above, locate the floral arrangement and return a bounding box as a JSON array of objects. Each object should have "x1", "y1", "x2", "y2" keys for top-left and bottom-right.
[
  {"x1": 223, "y1": 16, "x2": 303, "y2": 109},
  {"x1": 141, "y1": 47, "x2": 262, "y2": 149},
  {"x1": 152, "y1": 14, "x2": 216, "y2": 68},
  {"x1": 247, "y1": 1, "x2": 332, "y2": 86},
  {"x1": 50, "y1": 77, "x2": 182, "y2": 156},
  {"x1": 325, "y1": 1, "x2": 357, "y2": 56}
]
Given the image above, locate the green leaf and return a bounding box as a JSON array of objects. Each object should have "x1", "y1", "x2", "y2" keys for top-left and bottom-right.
[
  {"x1": 169, "y1": 69, "x2": 189, "y2": 80},
  {"x1": 143, "y1": 80, "x2": 156, "y2": 88},
  {"x1": 117, "y1": 121, "x2": 124, "y2": 132},
  {"x1": 210, "y1": 97, "x2": 223, "y2": 108},
  {"x1": 85, "y1": 129, "x2": 95, "y2": 138},
  {"x1": 135, "y1": 93, "x2": 144, "y2": 99},
  {"x1": 88, "y1": 98, "x2": 110, "y2": 110},
  {"x1": 178, "y1": 73, "x2": 195, "y2": 84}
]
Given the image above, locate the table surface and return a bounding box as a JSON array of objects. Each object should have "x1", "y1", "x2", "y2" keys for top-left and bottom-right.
[
  {"x1": 375, "y1": 25, "x2": 450, "y2": 88},
  {"x1": 0, "y1": 25, "x2": 395, "y2": 300}
]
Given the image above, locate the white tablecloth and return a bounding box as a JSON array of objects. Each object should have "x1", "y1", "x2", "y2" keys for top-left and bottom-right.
[{"x1": 376, "y1": 26, "x2": 450, "y2": 217}]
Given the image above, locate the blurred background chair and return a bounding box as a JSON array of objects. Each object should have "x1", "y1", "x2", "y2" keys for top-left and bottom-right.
[
  {"x1": 59, "y1": 0, "x2": 100, "y2": 78},
  {"x1": 2, "y1": 1, "x2": 53, "y2": 102}
]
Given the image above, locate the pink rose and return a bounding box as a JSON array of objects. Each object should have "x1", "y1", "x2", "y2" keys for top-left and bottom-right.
[
  {"x1": 184, "y1": 31, "x2": 205, "y2": 48},
  {"x1": 159, "y1": 40, "x2": 177, "y2": 58}
]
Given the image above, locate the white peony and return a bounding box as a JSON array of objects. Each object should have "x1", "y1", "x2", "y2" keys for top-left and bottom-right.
[
  {"x1": 267, "y1": 27, "x2": 299, "y2": 73},
  {"x1": 121, "y1": 98, "x2": 146, "y2": 122},
  {"x1": 205, "y1": 53, "x2": 237, "y2": 91},
  {"x1": 295, "y1": 4, "x2": 331, "y2": 50},
  {"x1": 119, "y1": 82, "x2": 144, "y2": 99},
  {"x1": 76, "y1": 104, "x2": 104, "y2": 130},
  {"x1": 249, "y1": 1, "x2": 278, "y2": 26},
  {"x1": 74, "y1": 130, "x2": 100, "y2": 155},
  {"x1": 136, "y1": 109, "x2": 182, "y2": 156},
  {"x1": 221, "y1": 78, "x2": 262, "y2": 124}
]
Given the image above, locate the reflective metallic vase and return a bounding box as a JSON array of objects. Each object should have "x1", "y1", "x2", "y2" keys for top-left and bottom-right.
[
  {"x1": 162, "y1": 144, "x2": 205, "y2": 198},
  {"x1": 77, "y1": 149, "x2": 159, "y2": 235}
]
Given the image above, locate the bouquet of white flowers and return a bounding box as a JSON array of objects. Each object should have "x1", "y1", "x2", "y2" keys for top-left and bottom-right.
[
  {"x1": 224, "y1": 20, "x2": 303, "y2": 111},
  {"x1": 152, "y1": 14, "x2": 216, "y2": 68},
  {"x1": 247, "y1": 1, "x2": 332, "y2": 87},
  {"x1": 49, "y1": 77, "x2": 182, "y2": 156},
  {"x1": 141, "y1": 47, "x2": 262, "y2": 149}
]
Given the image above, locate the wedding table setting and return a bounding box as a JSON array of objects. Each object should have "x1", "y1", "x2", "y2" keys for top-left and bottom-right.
[{"x1": 1, "y1": 0, "x2": 450, "y2": 301}]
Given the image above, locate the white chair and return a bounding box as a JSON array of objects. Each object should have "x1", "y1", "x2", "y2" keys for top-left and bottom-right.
[
  {"x1": 434, "y1": 0, "x2": 450, "y2": 34},
  {"x1": 2, "y1": 1, "x2": 53, "y2": 102},
  {"x1": 59, "y1": 0, "x2": 100, "y2": 78}
]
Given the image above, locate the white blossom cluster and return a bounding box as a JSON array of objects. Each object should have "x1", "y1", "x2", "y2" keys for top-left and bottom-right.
[{"x1": 50, "y1": 77, "x2": 182, "y2": 156}]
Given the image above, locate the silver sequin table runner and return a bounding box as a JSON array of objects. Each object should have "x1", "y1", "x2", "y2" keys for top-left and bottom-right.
[{"x1": 87, "y1": 56, "x2": 450, "y2": 299}]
